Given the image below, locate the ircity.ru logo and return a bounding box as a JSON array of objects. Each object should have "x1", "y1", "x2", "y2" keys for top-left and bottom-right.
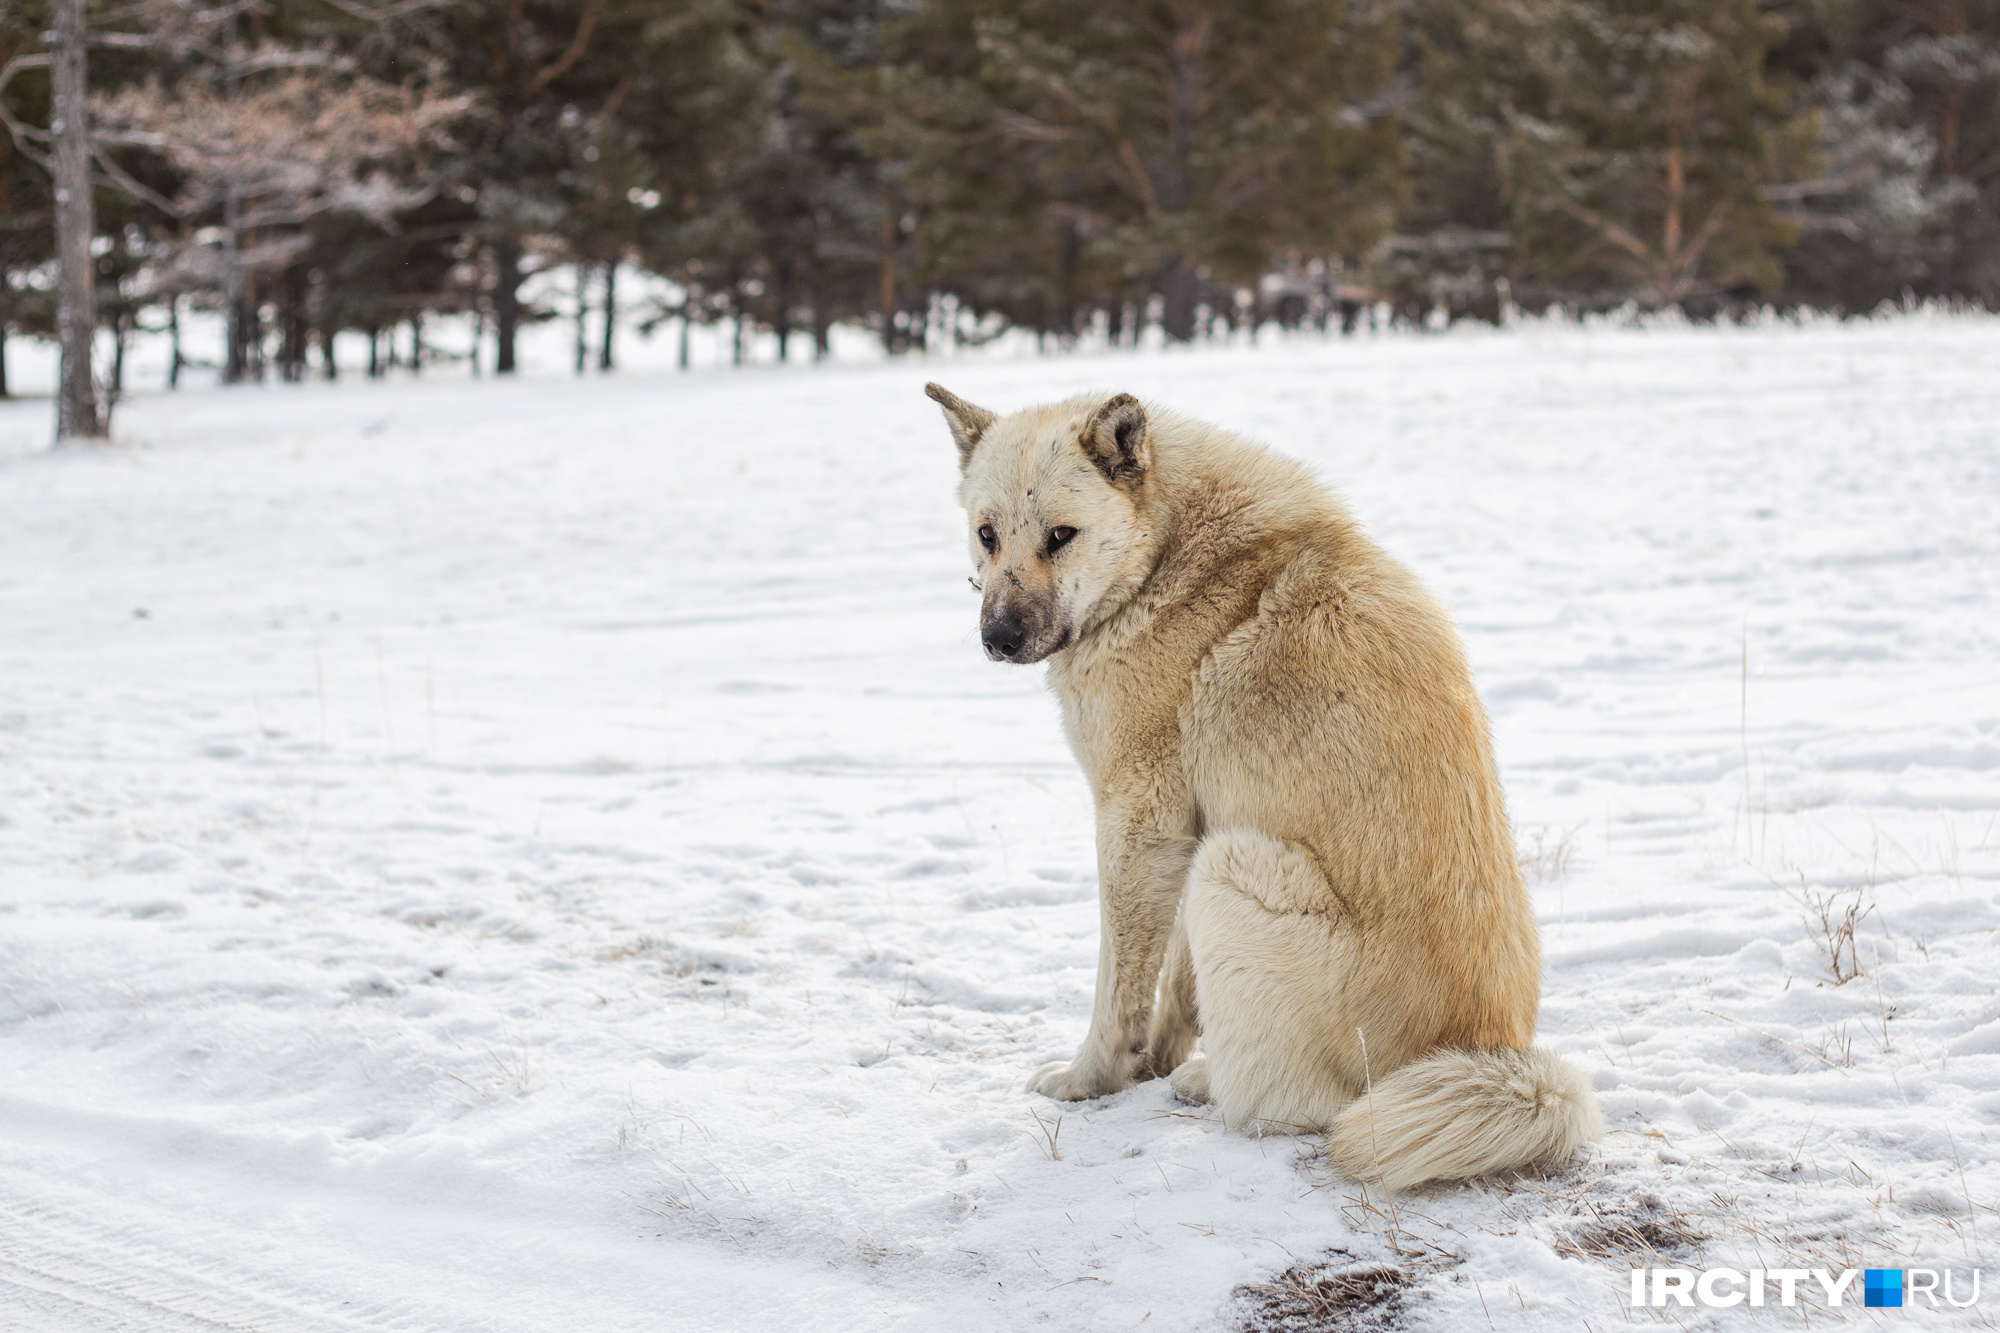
[{"x1": 1628, "y1": 1267, "x2": 1981, "y2": 1309}]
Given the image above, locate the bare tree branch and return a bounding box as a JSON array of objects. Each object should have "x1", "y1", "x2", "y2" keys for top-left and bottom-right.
[
  {"x1": 91, "y1": 71, "x2": 473, "y2": 243},
  {"x1": 91, "y1": 141, "x2": 181, "y2": 213},
  {"x1": 1036, "y1": 71, "x2": 1161, "y2": 218},
  {"x1": 1556, "y1": 195, "x2": 1653, "y2": 263},
  {"x1": 527, "y1": 0, "x2": 603, "y2": 95},
  {"x1": 0, "y1": 52, "x2": 55, "y2": 166}
]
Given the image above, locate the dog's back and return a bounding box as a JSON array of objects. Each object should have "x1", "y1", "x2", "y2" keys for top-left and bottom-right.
[
  {"x1": 1157, "y1": 423, "x2": 1598, "y2": 1183},
  {"x1": 1177, "y1": 441, "x2": 1539, "y2": 1047}
]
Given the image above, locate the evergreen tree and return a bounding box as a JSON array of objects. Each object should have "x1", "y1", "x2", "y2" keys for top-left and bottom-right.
[
  {"x1": 401, "y1": 0, "x2": 758, "y2": 373},
  {"x1": 1394, "y1": 0, "x2": 1816, "y2": 314},
  {"x1": 0, "y1": 7, "x2": 57, "y2": 397},
  {"x1": 2, "y1": 0, "x2": 1993, "y2": 387},
  {"x1": 834, "y1": 0, "x2": 1403, "y2": 343},
  {"x1": 1835, "y1": 0, "x2": 2000, "y2": 300}
]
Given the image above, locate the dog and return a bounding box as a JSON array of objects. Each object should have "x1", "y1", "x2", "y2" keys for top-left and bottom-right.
[{"x1": 925, "y1": 381, "x2": 1602, "y2": 1190}]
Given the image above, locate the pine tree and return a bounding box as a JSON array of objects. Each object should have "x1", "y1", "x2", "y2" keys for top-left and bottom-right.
[
  {"x1": 0, "y1": 5, "x2": 59, "y2": 398},
  {"x1": 397, "y1": 0, "x2": 759, "y2": 374},
  {"x1": 1855, "y1": 0, "x2": 2000, "y2": 300},
  {"x1": 830, "y1": 0, "x2": 1403, "y2": 344},
  {"x1": 1396, "y1": 0, "x2": 1816, "y2": 314}
]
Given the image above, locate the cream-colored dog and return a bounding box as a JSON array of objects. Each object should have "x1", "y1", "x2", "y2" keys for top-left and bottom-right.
[{"x1": 926, "y1": 382, "x2": 1601, "y2": 1190}]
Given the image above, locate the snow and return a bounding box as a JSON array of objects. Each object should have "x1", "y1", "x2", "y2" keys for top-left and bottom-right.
[{"x1": 2, "y1": 313, "x2": 1998, "y2": 1330}]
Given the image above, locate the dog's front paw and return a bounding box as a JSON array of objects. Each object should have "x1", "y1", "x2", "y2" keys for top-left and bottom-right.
[
  {"x1": 1026, "y1": 1059, "x2": 1120, "y2": 1101},
  {"x1": 1168, "y1": 1055, "x2": 1211, "y2": 1105}
]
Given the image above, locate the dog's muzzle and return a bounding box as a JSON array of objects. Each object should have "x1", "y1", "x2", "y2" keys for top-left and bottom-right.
[{"x1": 982, "y1": 613, "x2": 1027, "y2": 662}]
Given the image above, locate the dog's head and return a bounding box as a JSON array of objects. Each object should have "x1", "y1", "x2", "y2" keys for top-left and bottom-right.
[{"x1": 926, "y1": 383, "x2": 1161, "y2": 665}]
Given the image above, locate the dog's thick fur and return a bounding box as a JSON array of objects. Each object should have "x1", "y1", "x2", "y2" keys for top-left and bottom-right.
[{"x1": 927, "y1": 382, "x2": 1602, "y2": 1191}]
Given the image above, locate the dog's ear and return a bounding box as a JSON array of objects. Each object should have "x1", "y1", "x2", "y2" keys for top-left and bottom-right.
[
  {"x1": 1081, "y1": 393, "x2": 1149, "y2": 490},
  {"x1": 925, "y1": 382, "x2": 999, "y2": 470}
]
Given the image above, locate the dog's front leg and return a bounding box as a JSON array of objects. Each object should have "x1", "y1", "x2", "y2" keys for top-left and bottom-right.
[{"x1": 1028, "y1": 813, "x2": 1192, "y2": 1100}]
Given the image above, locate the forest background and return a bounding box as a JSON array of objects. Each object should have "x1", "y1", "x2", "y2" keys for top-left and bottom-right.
[{"x1": 1, "y1": 0, "x2": 1996, "y2": 411}]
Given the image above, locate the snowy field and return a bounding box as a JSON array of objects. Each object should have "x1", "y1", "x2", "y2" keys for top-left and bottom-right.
[{"x1": 2, "y1": 314, "x2": 1998, "y2": 1331}]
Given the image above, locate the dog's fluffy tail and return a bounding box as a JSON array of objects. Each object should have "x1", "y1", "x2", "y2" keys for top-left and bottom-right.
[{"x1": 1328, "y1": 1046, "x2": 1602, "y2": 1191}]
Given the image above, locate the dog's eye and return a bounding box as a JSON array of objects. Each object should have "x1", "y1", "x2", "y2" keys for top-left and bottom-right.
[
  {"x1": 1048, "y1": 526, "x2": 1078, "y2": 554},
  {"x1": 977, "y1": 524, "x2": 997, "y2": 553}
]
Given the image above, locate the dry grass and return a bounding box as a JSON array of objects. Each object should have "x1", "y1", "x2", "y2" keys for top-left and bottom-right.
[
  {"x1": 595, "y1": 934, "x2": 699, "y2": 978},
  {"x1": 1550, "y1": 1199, "x2": 1708, "y2": 1265},
  {"x1": 1477, "y1": 1156, "x2": 1714, "y2": 1280},
  {"x1": 434, "y1": 1029, "x2": 544, "y2": 1105},
  {"x1": 1497, "y1": 1141, "x2": 1932, "y2": 1320},
  {"x1": 1812, "y1": 1019, "x2": 1857, "y2": 1069},
  {"x1": 595, "y1": 933, "x2": 659, "y2": 961},
  {"x1": 1234, "y1": 1258, "x2": 1413, "y2": 1332},
  {"x1": 1805, "y1": 885, "x2": 1872, "y2": 985},
  {"x1": 855, "y1": 1234, "x2": 916, "y2": 1265},
  {"x1": 1027, "y1": 1108, "x2": 1064, "y2": 1161},
  {"x1": 1517, "y1": 824, "x2": 1581, "y2": 882},
  {"x1": 639, "y1": 1155, "x2": 763, "y2": 1251}
]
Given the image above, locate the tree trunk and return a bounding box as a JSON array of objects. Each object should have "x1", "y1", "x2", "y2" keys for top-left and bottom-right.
[
  {"x1": 367, "y1": 327, "x2": 380, "y2": 377},
  {"x1": 573, "y1": 261, "x2": 588, "y2": 375},
  {"x1": 731, "y1": 265, "x2": 745, "y2": 366},
  {"x1": 598, "y1": 262, "x2": 616, "y2": 371},
  {"x1": 1151, "y1": 13, "x2": 1206, "y2": 345},
  {"x1": 494, "y1": 237, "x2": 521, "y2": 375},
  {"x1": 878, "y1": 196, "x2": 898, "y2": 354},
  {"x1": 0, "y1": 256, "x2": 11, "y2": 397},
  {"x1": 775, "y1": 259, "x2": 792, "y2": 363},
  {"x1": 109, "y1": 310, "x2": 128, "y2": 405},
  {"x1": 1055, "y1": 217, "x2": 1079, "y2": 343},
  {"x1": 1158, "y1": 257, "x2": 1198, "y2": 343},
  {"x1": 279, "y1": 264, "x2": 307, "y2": 382},
  {"x1": 222, "y1": 218, "x2": 249, "y2": 381},
  {"x1": 167, "y1": 294, "x2": 183, "y2": 388},
  {"x1": 677, "y1": 306, "x2": 690, "y2": 370},
  {"x1": 51, "y1": 0, "x2": 103, "y2": 441},
  {"x1": 219, "y1": 6, "x2": 251, "y2": 385},
  {"x1": 231, "y1": 270, "x2": 264, "y2": 381},
  {"x1": 409, "y1": 310, "x2": 423, "y2": 376}
]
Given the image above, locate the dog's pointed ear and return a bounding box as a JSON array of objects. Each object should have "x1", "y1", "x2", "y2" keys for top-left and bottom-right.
[
  {"x1": 1081, "y1": 393, "x2": 1149, "y2": 489},
  {"x1": 925, "y1": 382, "x2": 999, "y2": 470}
]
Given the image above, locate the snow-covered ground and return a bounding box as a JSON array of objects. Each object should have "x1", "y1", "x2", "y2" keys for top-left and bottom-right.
[{"x1": 2, "y1": 314, "x2": 1998, "y2": 1331}]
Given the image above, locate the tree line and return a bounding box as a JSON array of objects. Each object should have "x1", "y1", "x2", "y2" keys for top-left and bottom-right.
[{"x1": 2, "y1": 0, "x2": 1995, "y2": 433}]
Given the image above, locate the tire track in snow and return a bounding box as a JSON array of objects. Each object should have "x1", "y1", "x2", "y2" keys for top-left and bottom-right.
[{"x1": 0, "y1": 1176, "x2": 415, "y2": 1333}]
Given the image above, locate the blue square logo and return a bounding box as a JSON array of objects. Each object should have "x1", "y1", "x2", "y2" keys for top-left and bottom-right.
[{"x1": 1865, "y1": 1269, "x2": 1904, "y2": 1308}]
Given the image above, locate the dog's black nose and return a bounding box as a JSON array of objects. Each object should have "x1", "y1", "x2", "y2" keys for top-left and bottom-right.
[{"x1": 982, "y1": 615, "x2": 1025, "y2": 661}]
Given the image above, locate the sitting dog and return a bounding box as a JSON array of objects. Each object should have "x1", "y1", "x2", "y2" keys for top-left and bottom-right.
[{"x1": 925, "y1": 382, "x2": 1601, "y2": 1190}]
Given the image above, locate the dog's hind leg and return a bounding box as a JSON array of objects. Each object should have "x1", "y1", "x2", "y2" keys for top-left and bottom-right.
[
  {"x1": 1182, "y1": 829, "x2": 1361, "y2": 1136},
  {"x1": 1143, "y1": 910, "x2": 1199, "y2": 1080}
]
